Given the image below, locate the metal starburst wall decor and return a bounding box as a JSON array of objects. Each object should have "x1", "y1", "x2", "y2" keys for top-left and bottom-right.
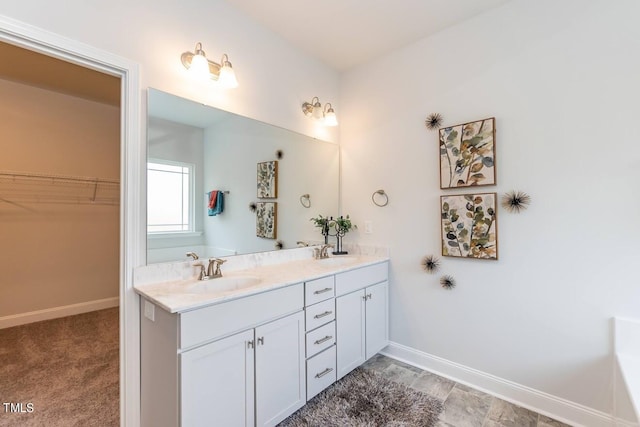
[
  {"x1": 501, "y1": 191, "x2": 531, "y2": 213},
  {"x1": 425, "y1": 113, "x2": 443, "y2": 130},
  {"x1": 421, "y1": 255, "x2": 441, "y2": 273},
  {"x1": 440, "y1": 275, "x2": 456, "y2": 290}
]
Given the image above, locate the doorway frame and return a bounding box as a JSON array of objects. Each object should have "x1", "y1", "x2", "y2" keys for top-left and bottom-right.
[{"x1": 0, "y1": 15, "x2": 143, "y2": 426}]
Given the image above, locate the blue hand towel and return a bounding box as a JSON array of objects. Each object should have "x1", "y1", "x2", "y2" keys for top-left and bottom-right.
[{"x1": 208, "y1": 191, "x2": 224, "y2": 216}]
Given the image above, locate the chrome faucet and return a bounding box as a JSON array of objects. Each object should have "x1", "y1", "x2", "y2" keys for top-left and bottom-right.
[
  {"x1": 314, "y1": 244, "x2": 334, "y2": 259},
  {"x1": 194, "y1": 263, "x2": 209, "y2": 280},
  {"x1": 193, "y1": 258, "x2": 227, "y2": 281},
  {"x1": 207, "y1": 258, "x2": 227, "y2": 278}
]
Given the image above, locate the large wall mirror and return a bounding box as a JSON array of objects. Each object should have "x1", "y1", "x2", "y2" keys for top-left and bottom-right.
[{"x1": 146, "y1": 88, "x2": 340, "y2": 264}]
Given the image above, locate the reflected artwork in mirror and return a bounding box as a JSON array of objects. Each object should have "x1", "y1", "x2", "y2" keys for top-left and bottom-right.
[{"x1": 146, "y1": 88, "x2": 340, "y2": 264}]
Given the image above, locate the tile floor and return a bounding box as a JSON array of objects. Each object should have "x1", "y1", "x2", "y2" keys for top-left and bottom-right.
[{"x1": 362, "y1": 354, "x2": 572, "y2": 427}]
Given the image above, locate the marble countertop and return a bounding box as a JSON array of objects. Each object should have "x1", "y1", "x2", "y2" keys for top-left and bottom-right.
[{"x1": 134, "y1": 254, "x2": 389, "y2": 313}]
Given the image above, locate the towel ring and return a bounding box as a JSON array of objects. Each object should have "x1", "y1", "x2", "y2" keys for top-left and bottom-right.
[
  {"x1": 372, "y1": 190, "x2": 388, "y2": 207},
  {"x1": 300, "y1": 194, "x2": 311, "y2": 208}
]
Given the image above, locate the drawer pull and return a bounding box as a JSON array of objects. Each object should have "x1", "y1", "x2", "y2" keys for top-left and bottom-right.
[
  {"x1": 314, "y1": 335, "x2": 333, "y2": 345},
  {"x1": 314, "y1": 310, "x2": 333, "y2": 319},
  {"x1": 315, "y1": 367, "x2": 334, "y2": 379},
  {"x1": 313, "y1": 287, "x2": 333, "y2": 295},
  {"x1": 247, "y1": 340, "x2": 254, "y2": 349}
]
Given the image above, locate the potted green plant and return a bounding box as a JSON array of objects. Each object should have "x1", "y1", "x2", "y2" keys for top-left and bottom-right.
[
  {"x1": 310, "y1": 215, "x2": 357, "y2": 254},
  {"x1": 334, "y1": 215, "x2": 356, "y2": 234},
  {"x1": 310, "y1": 214, "x2": 331, "y2": 244},
  {"x1": 333, "y1": 215, "x2": 356, "y2": 255}
]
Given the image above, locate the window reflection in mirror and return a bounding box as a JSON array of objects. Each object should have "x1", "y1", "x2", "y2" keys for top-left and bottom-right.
[{"x1": 147, "y1": 160, "x2": 194, "y2": 233}]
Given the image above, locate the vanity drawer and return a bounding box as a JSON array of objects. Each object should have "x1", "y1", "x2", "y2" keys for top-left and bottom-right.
[
  {"x1": 179, "y1": 284, "x2": 303, "y2": 349},
  {"x1": 305, "y1": 298, "x2": 335, "y2": 331},
  {"x1": 335, "y1": 262, "x2": 388, "y2": 297},
  {"x1": 306, "y1": 345, "x2": 337, "y2": 400},
  {"x1": 306, "y1": 321, "x2": 336, "y2": 358},
  {"x1": 305, "y1": 276, "x2": 335, "y2": 306}
]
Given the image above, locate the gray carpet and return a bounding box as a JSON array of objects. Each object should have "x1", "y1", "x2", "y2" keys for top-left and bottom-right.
[
  {"x1": 280, "y1": 367, "x2": 444, "y2": 427},
  {"x1": 0, "y1": 308, "x2": 119, "y2": 427}
]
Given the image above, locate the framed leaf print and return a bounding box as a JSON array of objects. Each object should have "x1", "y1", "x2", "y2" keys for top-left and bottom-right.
[
  {"x1": 256, "y1": 202, "x2": 277, "y2": 239},
  {"x1": 439, "y1": 117, "x2": 496, "y2": 189},
  {"x1": 257, "y1": 161, "x2": 278, "y2": 198},
  {"x1": 441, "y1": 193, "x2": 498, "y2": 260}
]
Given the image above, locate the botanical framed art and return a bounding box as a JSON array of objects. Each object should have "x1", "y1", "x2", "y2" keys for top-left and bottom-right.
[
  {"x1": 257, "y1": 160, "x2": 278, "y2": 198},
  {"x1": 439, "y1": 117, "x2": 496, "y2": 189},
  {"x1": 441, "y1": 193, "x2": 498, "y2": 260},
  {"x1": 256, "y1": 202, "x2": 277, "y2": 239}
]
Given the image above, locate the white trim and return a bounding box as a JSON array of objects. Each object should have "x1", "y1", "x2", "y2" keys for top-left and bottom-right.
[
  {"x1": 382, "y1": 341, "x2": 618, "y2": 427},
  {"x1": 147, "y1": 231, "x2": 204, "y2": 239},
  {"x1": 614, "y1": 317, "x2": 640, "y2": 426},
  {"x1": 0, "y1": 14, "x2": 144, "y2": 427},
  {"x1": 0, "y1": 297, "x2": 119, "y2": 329}
]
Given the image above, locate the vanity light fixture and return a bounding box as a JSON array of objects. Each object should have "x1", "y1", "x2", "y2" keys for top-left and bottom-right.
[
  {"x1": 181, "y1": 42, "x2": 239, "y2": 89},
  {"x1": 302, "y1": 97, "x2": 338, "y2": 126}
]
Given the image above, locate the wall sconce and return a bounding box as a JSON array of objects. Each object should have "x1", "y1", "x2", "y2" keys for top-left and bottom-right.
[
  {"x1": 302, "y1": 97, "x2": 338, "y2": 126},
  {"x1": 181, "y1": 42, "x2": 239, "y2": 89}
]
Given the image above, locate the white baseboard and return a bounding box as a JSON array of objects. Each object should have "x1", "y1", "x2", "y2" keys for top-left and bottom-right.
[
  {"x1": 381, "y1": 341, "x2": 636, "y2": 427},
  {"x1": 0, "y1": 297, "x2": 119, "y2": 329}
]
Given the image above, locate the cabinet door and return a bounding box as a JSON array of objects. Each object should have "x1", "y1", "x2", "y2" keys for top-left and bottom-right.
[
  {"x1": 336, "y1": 290, "x2": 366, "y2": 380},
  {"x1": 180, "y1": 329, "x2": 255, "y2": 427},
  {"x1": 365, "y1": 281, "x2": 389, "y2": 359},
  {"x1": 255, "y1": 311, "x2": 306, "y2": 427}
]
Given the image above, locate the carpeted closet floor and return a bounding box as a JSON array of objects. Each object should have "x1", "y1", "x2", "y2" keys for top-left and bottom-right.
[{"x1": 0, "y1": 308, "x2": 119, "y2": 427}]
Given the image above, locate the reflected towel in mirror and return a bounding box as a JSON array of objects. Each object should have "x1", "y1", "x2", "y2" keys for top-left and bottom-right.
[{"x1": 208, "y1": 191, "x2": 224, "y2": 216}]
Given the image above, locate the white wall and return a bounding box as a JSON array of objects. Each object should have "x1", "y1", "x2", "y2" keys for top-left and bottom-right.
[
  {"x1": 0, "y1": 0, "x2": 339, "y2": 144},
  {"x1": 340, "y1": 0, "x2": 640, "y2": 422}
]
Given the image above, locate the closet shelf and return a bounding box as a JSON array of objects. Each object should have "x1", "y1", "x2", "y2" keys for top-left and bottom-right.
[{"x1": 0, "y1": 170, "x2": 120, "y2": 206}]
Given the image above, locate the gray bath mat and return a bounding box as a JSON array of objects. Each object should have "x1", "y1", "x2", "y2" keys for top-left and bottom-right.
[{"x1": 279, "y1": 367, "x2": 443, "y2": 427}]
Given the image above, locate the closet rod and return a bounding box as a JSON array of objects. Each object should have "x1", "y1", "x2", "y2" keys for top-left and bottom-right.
[{"x1": 0, "y1": 170, "x2": 119, "y2": 185}]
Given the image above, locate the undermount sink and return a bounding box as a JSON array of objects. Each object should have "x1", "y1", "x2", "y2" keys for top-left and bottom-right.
[
  {"x1": 186, "y1": 276, "x2": 262, "y2": 294},
  {"x1": 317, "y1": 256, "x2": 357, "y2": 266}
]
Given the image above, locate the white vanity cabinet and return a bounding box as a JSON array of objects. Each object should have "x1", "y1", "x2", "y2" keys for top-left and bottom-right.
[
  {"x1": 335, "y1": 262, "x2": 389, "y2": 379},
  {"x1": 138, "y1": 257, "x2": 390, "y2": 427},
  {"x1": 141, "y1": 284, "x2": 305, "y2": 427}
]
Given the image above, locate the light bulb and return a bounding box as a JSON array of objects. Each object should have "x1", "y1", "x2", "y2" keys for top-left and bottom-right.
[
  {"x1": 312, "y1": 101, "x2": 323, "y2": 120},
  {"x1": 189, "y1": 53, "x2": 210, "y2": 81},
  {"x1": 218, "y1": 63, "x2": 239, "y2": 89},
  {"x1": 324, "y1": 107, "x2": 338, "y2": 126}
]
